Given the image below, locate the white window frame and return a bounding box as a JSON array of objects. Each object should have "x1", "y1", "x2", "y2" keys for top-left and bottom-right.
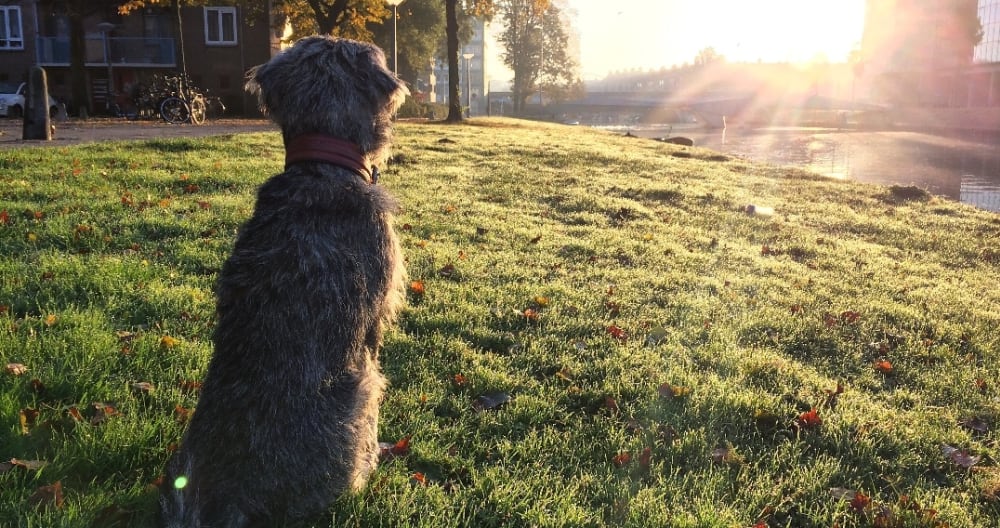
[
  {"x1": 0, "y1": 6, "x2": 25, "y2": 51},
  {"x1": 203, "y1": 6, "x2": 238, "y2": 46}
]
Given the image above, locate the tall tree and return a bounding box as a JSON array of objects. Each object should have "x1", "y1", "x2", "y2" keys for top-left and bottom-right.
[
  {"x1": 693, "y1": 46, "x2": 722, "y2": 66},
  {"x1": 497, "y1": 0, "x2": 577, "y2": 114},
  {"x1": 444, "y1": 0, "x2": 462, "y2": 121},
  {"x1": 263, "y1": 0, "x2": 387, "y2": 40},
  {"x1": 367, "y1": 0, "x2": 446, "y2": 86},
  {"x1": 443, "y1": 0, "x2": 494, "y2": 122},
  {"x1": 534, "y1": 1, "x2": 578, "y2": 105}
]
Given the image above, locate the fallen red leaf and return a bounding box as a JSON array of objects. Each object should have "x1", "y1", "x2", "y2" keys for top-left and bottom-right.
[
  {"x1": 606, "y1": 325, "x2": 627, "y2": 342},
  {"x1": 797, "y1": 408, "x2": 822, "y2": 429},
  {"x1": 849, "y1": 491, "x2": 871, "y2": 512},
  {"x1": 391, "y1": 436, "x2": 411, "y2": 456},
  {"x1": 380, "y1": 435, "x2": 412, "y2": 461},
  {"x1": 408, "y1": 280, "x2": 426, "y2": 296},
  {"x1": 0, "y1": 209, "x2": 9, "y2": 225},
  {"x1": 873, "y1": 360, "x2": 893, "y2": 374},
  {"x1": 452, "y1": 373, "x2": 467, "y2": 387},
  {"x1": 604, "y1": 396, "x2": 619, "y2": 413},
  {"x1": 523, "y1": 308, "x2": 540, "y2": 321},
  {"x1": 411, "y1": 472, "x2": 427, "y2": 485},
  {"x1": 612, "y1": 451, "x2": 631, "y2": 466}
]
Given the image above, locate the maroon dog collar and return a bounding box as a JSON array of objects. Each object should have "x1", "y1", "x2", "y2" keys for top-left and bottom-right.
[{"x1": 284, "y1": 133, "x2": 378, "y2": 184}]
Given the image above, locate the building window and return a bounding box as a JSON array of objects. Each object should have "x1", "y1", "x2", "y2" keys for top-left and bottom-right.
[
  {"x1": 0, "y1": 6, "x2": 24, "y2": 50},
  {"x1": 204, "y1": 6, "x2": 237, "y2": 46}
]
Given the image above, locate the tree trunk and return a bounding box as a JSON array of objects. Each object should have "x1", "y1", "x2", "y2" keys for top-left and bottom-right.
[
  {"x1": 68, "y1": 1, "x2": 89, "y2": 117},
  {"x1": 306, "y1": 0, "x2": 349, "y2": 35},
  {"x1": 444, "y1": 0, "x2": 463, "y2": 122},
  {"x1": 174, "y1": 0, "x2": 188, "y2": 78}
]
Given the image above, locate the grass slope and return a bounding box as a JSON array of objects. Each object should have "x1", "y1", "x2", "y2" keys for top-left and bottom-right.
[{"x1": 1, "y1": 119, "x2": 999, "y2": 527}]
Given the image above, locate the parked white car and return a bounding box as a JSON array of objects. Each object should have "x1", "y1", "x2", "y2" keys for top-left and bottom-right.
[{"x1": 0, "y1": 82, "x2": 60, "y2": 118}]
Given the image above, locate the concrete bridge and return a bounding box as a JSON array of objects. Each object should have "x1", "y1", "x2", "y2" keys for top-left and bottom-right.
[{"x1": 549, "y1": 91, "x2": 755, "y2": 128}]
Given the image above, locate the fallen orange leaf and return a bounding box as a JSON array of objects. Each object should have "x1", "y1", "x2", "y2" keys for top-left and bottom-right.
[{"x1": 874, "y1": 360, "x2": 893, "y2": 374}]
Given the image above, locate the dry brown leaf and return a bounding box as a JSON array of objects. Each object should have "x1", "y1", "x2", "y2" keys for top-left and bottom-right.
[
  {"x1": 5, "y1": 363, "x2": 28, "y2": 376},
  {"x1": 28, "y1": 481, "x2": 64, "y2": 509}
]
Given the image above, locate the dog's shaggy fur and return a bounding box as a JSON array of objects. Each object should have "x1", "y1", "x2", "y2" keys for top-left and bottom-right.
[{"x1": 159, "y1": 36, "x2": 407, "y2": 527}]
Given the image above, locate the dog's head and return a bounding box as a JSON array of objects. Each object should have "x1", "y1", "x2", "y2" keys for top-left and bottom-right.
[{"x1": 246, "y1": 36, "x2": 408, "y2": 167}]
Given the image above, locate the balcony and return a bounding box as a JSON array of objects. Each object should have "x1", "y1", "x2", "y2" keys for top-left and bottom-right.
[{"x1": 36, "y1": 36, "x2": 176, "y2": 68}]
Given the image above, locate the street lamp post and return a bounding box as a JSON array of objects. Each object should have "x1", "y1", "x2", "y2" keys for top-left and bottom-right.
[
  {"x1": 462, "y1": 52, "x2": 474, "y2": 117},
  {"x1": 385, "y1": 0, "x2": 405, "y2": 75},
  {"x1": 535, "y1": 26, "x2": 544, "y2": 109}
]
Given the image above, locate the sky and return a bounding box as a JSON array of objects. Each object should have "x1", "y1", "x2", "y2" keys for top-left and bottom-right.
[{"x1": 490, "y1": 0, "x2": 868, "y2": 79}]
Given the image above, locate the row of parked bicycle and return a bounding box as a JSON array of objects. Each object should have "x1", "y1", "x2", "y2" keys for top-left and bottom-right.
[{"x1": 126, "y1": 73, "x2": 226, "y2": 124}]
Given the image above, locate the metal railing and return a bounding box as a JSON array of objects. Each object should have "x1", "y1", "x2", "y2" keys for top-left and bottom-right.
[{"x1": 36, "y1": 36, "x2": 176, "y2": 67}]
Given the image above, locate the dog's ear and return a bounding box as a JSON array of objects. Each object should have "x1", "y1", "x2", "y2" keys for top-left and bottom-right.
[
  {"x1": 244, "y1": 62, "x2": 271, "y2": 114},
  {"x1": 332, "y1": 42, "x2": 409, "y2": 107}
]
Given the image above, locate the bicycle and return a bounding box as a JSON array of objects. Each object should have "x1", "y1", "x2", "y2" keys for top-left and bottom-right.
[{"x1": 139, "y1": 73, "x2": 206, "y2": 125}]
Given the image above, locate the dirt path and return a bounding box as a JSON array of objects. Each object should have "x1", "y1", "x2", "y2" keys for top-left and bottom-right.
[{"x1": 0, "y1": 117, "x2": 277, "y2": 150}]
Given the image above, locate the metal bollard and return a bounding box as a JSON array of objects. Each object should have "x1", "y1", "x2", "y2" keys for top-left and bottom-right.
[{"x1": 22, "y1": 66, "x2": 52, "y2": 141}]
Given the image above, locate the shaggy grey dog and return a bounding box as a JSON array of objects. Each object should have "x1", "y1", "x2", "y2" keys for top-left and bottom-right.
[{"x1": 159, "y1": 36, "x2": 407, "y2": 527}]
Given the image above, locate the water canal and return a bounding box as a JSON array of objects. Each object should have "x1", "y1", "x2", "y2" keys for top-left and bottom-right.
[{"x1": 617, "y1": 126, "x2": 1000, "y2": 213}]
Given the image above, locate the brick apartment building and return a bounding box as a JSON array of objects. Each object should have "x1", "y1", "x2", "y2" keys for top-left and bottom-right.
[{"x1": 0, "y1": 1, "x2": 283, "y2": 115}]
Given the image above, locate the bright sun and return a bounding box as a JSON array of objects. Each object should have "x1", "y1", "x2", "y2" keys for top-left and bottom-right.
[
  {"x1": 577, "y1": 0, "x2": 866, "y2": 76},
  {"x1": 718, "y1": 1, "x2": 866, "y2": 63}
]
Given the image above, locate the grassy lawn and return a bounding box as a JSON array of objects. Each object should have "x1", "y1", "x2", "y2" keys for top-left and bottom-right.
[{"x1": 1, "y1": 118, "x2": 999, "y2": 527}]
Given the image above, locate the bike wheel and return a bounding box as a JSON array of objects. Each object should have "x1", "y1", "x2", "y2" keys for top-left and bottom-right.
[
  {"x1": 189, "y1": 97, "x2": 206, "y2": 125},
  {"x1": 160, "y1": 97, "x2": 190, "y2": 124}
]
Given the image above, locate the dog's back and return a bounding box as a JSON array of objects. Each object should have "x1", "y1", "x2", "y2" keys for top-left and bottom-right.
[{"x1": 160, "y1": 36, "x2": 406, "y2": 527}]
